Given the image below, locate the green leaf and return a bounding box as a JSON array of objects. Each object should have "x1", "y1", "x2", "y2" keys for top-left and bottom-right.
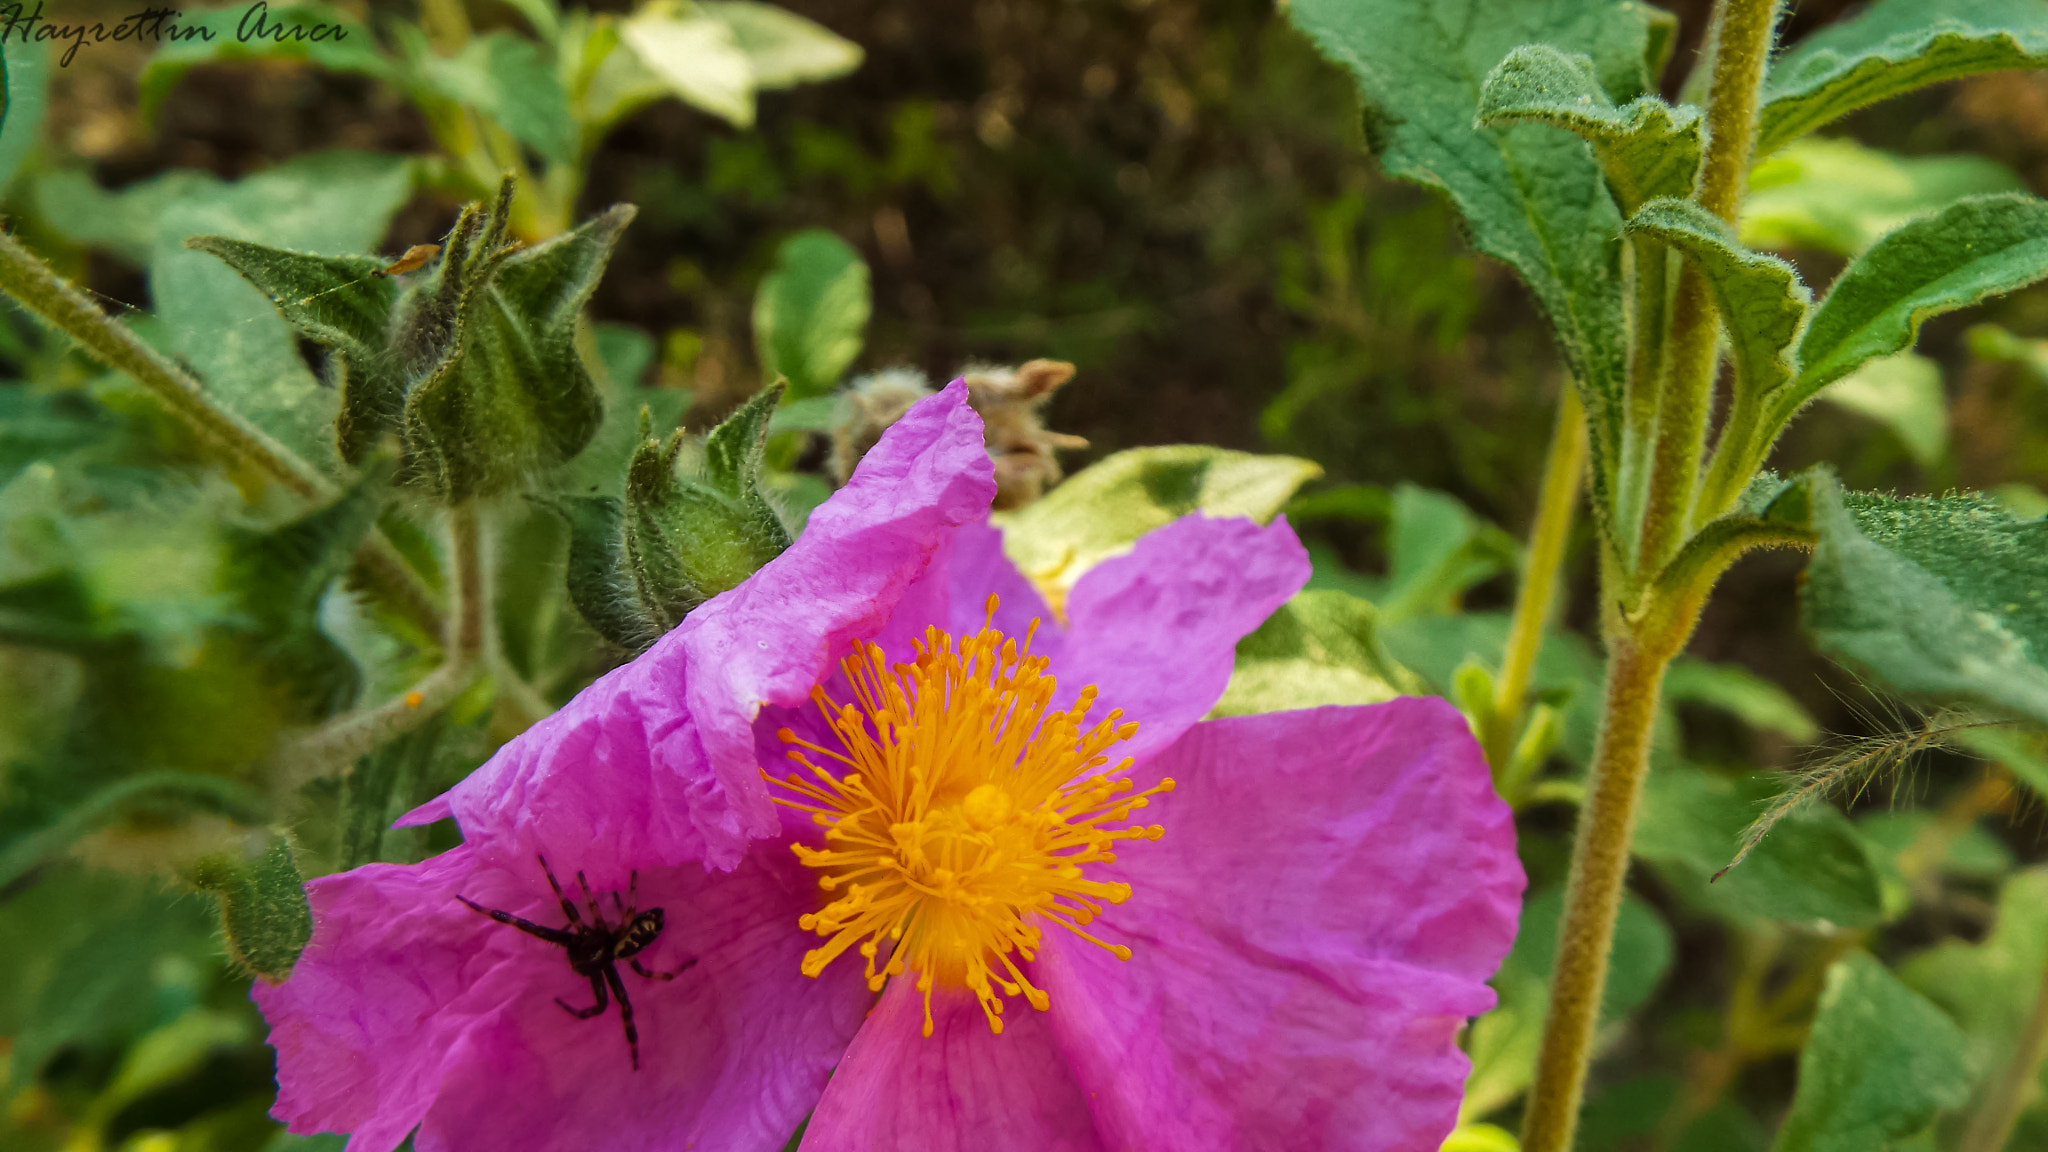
[
  {"x1": 417, "y1": 31, "x2": 578, "y2": 166},
  {"x1": 189, "y1": 833, "x2": 315, "y2": 982},
  {"x1": 148, "y1": 151, "x2": 417, "y2": 473},
  {"x1": 1286, "y1": 0, "x2": 1673, "y2": 505},
  {"x1": 1771, "y1": 951, "x2": 1971, "y2": 1152},
  {"x1": 1636, "y1": 765, "x2": 1885, "y2": 929},
  {"x1": 1802, "y1": 475, "x2": 2048, "y2": 725},
  {"x1": 618, "y1": 1, "x2": 760, "y2": 127},
  {"x1": 1743, "y1": 137, "x2": 2025, "y2": 257},
  {"x1": 1820, "y1": 351, "x2": 1948, "y2": 469},
  {"x1": 34, "y1": 168, "x2": 218, "y2": 265},
  {"x1": 402, "y1": 199, "x2": 631, "y2": 500},
  {"x1": 1758, "y1": 0, "x2": 2048, "y2": 160},
  {"x1": 701, "y1": 1, "x2": 863, "y2": 89},
  {"x1": 1212, "y1": 590, "x2": 1424, "y2": 718},
  {"x1": 753, "y1": 229, "x2": 870, "y2": 399},
  {"x1": 138, "y1": 3, "x2": 391, "y2": 122},
  {"x1": 1785, "y1": 194, "x2": 2048, "y2": 430},
  {"x1": 1627, "y1": 197, "x2": 1810, "y2": 409},
  {"x1": 0, "y1": 389, "x2": 112, "y2": 489},
  {"x1": 0, "y1": 26, "x2": 49, "y2": 197},
  {"x1": 1379, "y1": 611, "x2": 1614, "y2": 769},
  {"x1": 1379, "y1": 483, "x2": 1519, "y2": 622},
  {"x1": 997, "y1": 445, "x2": 1322, "y2": 600},
  {"x1": 1901, "y1": 868, "x2": 2048, "y2": 1094},
  {"x1": 1476, "y1": 44, "x2": 1702, "y2": 215},
  {"x1": 1664, "y1": 657, "x2": 1821, "y2": 743}
]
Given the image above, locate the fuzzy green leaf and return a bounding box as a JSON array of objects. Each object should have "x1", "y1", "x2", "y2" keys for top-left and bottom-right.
[
  {"x1": 1771, "y1": 952, "x2": 1971, "y2": 1152},
  {"x1": 1287, "y1": 0, "x2": 1673, "y2": 500},
  {"x1": 1477, "y1": 44, "x2": 1702, "y2": 215},
  {"x1": 1901, "y1": 868, "x2": 2048, "y2": 1097},
  {"x1": 1785, "y1": 194, "x2": 2048, "y2": 433},
  {"x1": 402, "y1": 202, "x2": 631, "y2": 500},
  {"x1": 1759, "y1": 0, "x2": 2048, "y2": 160},
  {"x1": 998, "y1": 445, "x2": 1322, "y2": 598},
  {"x1": 753, "y1": 230, "x2": 870, "y2": 399},
  {"x1": 1802, "y1": 474, "x2": 2048, "y2": 726},
  {"x1": 1743, "y1": 137, "x2": 2025, "y2": 256},
  {"x1": 189, "y1": 834, "x2": 315, "y2": 983},
  {"x1": 1212, "y1": 590, "x2": 1424, "y2": 718},
  {"x1": 418, "y1": 31, "x2": 577, "y2": 166},
  {"x1": 1628, "y1": 197, "x2": 1810, "y2": 409}
]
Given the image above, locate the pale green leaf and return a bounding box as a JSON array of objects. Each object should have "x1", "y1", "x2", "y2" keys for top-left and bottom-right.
[
  {"x1": 1664, "y1": 657, "x2": 1821, "y2": 743},
  {"x1": 1476, "y1": 44, "x2": 1701, "y2": 215},
  {"x1": 752, "y1": 229, "x2": 870, "y2": 399},
  {"x1": 1380, "y1": 483, "x2": 1518, "y2": 622},
  {"x1": 997, "y1": 445, "x2": 1321, "y2": 599},
  {"x1": 1759, "y1": 0, "x2": 2048, "y2": 159},
  {"x1": 1771, "y1": 952, "x2": 1971, "y2": 1152},
  {"x1": 1901, "y1": 868, "x2": 2048, "y2": 1094},
  {"x1": 1744, "y1": 137, "x2": 2025, "y2": 256},
  {"x1": 701, "y1": 1, "x2": 861, "y2": 89},
  {"x1": 418, "y1": 31, "x2": 577, "y2": 165},
  {"x1": 1212, "y1": 589, "x2": 1423, "y2": 718},
  {"x1": 1628, "y1": 196, "x2": 1810, "y2": 410},
  {"x1": 1287, "y1": 0, "x2": 1672, "y2": 507},
  {"x1": 620, "y1": 2, "x2": 757, "y2": 127},
  {"x1": 1803, "y1": 475, "x2": 2048, "y2": 726},
  {"x1": 1786, "y1": 194, "x2": 2048, "y2": 427},
  {"x1": 1820, "y1": 351, "x2": 1949, "y2": 468}
]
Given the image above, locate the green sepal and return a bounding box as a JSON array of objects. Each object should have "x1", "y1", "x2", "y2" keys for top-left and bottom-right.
[
  {"x1": 188, "y1": 832, "x2": 315, "y2": 983},
  {"x1": 400, "y1": 185, "x2": 634, "y2": 501},
  {"x1": 1627, "y1": 197, "x2": 1810, "y2": 407},
  {"x1": 1477, "y1": 44, "x2": 1702, "y2": 215},
  {"x1": 544, "y1": 492, "x2": 652, "y2": 651},
  {"x1": 1759, "y1": 0, "x2": 2048, "y2": 160}
]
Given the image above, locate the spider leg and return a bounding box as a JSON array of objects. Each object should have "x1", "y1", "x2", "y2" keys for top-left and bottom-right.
[
  {"x1": 632, "y1": 955, "x2": 698, "y2": 982},
  {"x1": 555, "y1": 972, "x2": 609, "y2": 1020},
  {"x1": 624, "y1": 870, "x2": 640, "y2": 918},
  {"x1": 456, "y1": 895, "x2": 574, "y2": 946},
  {"x1": 536, "y1": 855, "x2": 586, "y2": 927},
  {"x1": 576, "y1": 870, "x2": 607, "y2": 929},
  {"x1": 605, "y1": 964, "x2": 641, "y2": 1071}
]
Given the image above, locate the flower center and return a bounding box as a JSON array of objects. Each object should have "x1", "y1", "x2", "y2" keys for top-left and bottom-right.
[{"x1": 766, "y1": 596, "x2": 1173, "y2": 1037}]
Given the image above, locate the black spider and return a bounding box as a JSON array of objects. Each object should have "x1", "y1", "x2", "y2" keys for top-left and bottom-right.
[{"x1": 457, "y1": 855, "x2": 696, "y2": 1070}]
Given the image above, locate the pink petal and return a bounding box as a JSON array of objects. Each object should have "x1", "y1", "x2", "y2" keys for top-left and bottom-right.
[
  {"x1": 1039, "y1": 699, "x2": 1523, "y2": 1150},
  {"x1": 801, "y1": 980, "x2": 1105, "y2": 1152},
  {"x1": 412, "y1": 382, "x2": 994, "y2": 870},
  {"x1": 1053, "y1": 515, "x2": 1310, "y2": 765},
  {"x1": 258, "y1": 843, "x2": 868, "y2": 1152}
]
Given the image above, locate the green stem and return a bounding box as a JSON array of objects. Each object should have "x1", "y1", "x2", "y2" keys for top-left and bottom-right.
[
  {"x1": 1520, "y1": 632, "x2": 1678, "y2": 1152},
  {"x1": 0, "y1": 227, "x2": 446, "y2": 639},
  {"x1": 1617, "y1": 236, "x2": 1669, "y2": 562},
  {"x1": 0, "y1": 228, "x2": 327, "y2": 501},
  {"x1": 1484, "y1": 387, "x2": 1587, "y2": 771},
  {"x1": 1961, "y1": 943, "x2": 2048, "y2": 1152},
  {"x1": 419, "y1": 0, "x2": 471, "y2": 54},
  {"x1": 276, "y1": 505, "x2": 486, "y2": 788}
]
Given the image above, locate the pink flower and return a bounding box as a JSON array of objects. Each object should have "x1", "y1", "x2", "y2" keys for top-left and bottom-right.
[{"x1": 256, "y1": 382, "x2": 1524, "y2": 1152}]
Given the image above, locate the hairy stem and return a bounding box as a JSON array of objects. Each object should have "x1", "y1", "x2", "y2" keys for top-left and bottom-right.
[
  {"x1": 0, "y1": 228, "x2": 328, "y2": 500},
  {"x1": 1484, "y1": 387, "x2": 1588, "y2": 771},
  {"x1": 276, "y1": 505, "x2": 487, "y2": 787},
  {"x1": 1617, "y1": 236, "x2": 1670, "y2": 562},
  {"x1": 1520, "y1": 634, "x2": 1676, "y2": 1152},
  {"x1": 1962, "y1": 950, "x2": 2048, "y2": 1152}
]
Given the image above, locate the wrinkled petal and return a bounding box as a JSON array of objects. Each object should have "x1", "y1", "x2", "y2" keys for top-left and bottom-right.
[
  {"x1": 1040, "y1": 700, "x2": 1523, "y2": 1151},
  {"x1": 1053, "y1": 515, "x2": 1309, "y2": 765},
  {"x1": 258, "y1": 844, "x2": 868, "y2": 1152},
  {"x1": 411, "y1": 381, "x2": 994, "y2": 869},
  {"x1": 802, "y1": 980, "x2": 1103, "y2": 1152}
]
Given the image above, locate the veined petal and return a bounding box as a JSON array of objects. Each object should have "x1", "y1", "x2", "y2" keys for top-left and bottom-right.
[
  {"x1": 1039, "y1": 700, "x2": 1523, "y2": 1151},
  {"x1": 1052, "y1": 514, "x2": 1310, "y2": 765},
  {"x1": 801, "y1": 980, "x2": 1105, "y2": 1152},
  {"x1": 257, "y1": 843, "x2": 868, "y2": 1152}
]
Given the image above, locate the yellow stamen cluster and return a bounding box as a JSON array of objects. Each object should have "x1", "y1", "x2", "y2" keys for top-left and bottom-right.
[{"x1": 766, "y1": 596, "x2": 1173, "y2": 1037}]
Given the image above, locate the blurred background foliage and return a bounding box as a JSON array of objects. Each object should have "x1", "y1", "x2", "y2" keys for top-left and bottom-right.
[{"x1": 6, "y1": 0, "x2": 2048, "y2": 1150}]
